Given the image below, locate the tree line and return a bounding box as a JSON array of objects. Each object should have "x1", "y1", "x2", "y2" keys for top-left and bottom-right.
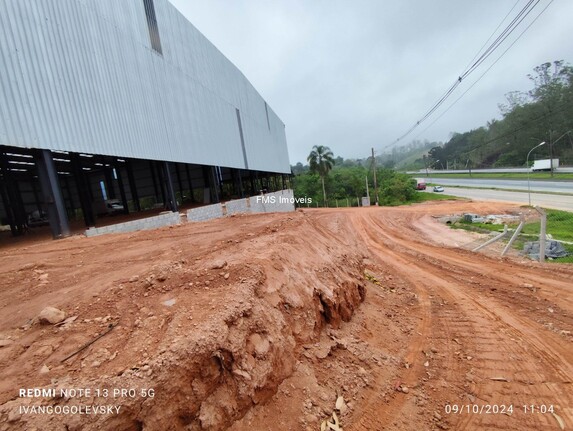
[
  {"x1": 425, "y1": 61, "x2": 573, "y2": 170},
  {"x1": 294, "y1": 145, "x2": 417, "y2": 207}
]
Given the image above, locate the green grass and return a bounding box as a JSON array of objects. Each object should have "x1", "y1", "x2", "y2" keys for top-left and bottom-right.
[
  {"x1": 449, "y1": 208, "x2": 573, "y2": 263},
  {"x1": 451, "y1": 220, "x2": 512, "y2": 234},
  {"x1": 522, "y1": 209, "x2": 573, "y2": 242},
  {"x1": 557, "y1": 248, "x2": 573, "y2": 263},
  {"x1": 413, "y1": 192, "x2": 461, "y2": 202}
]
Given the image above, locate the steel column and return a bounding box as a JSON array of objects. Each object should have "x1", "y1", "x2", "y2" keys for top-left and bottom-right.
[
  {"x1": 70, "y1": 153, "x2": 96, "y2": 227},
  {"x1": 163, "y1": 162, "x2": 178, "y2": 212},
  {"x1": 185, "y1": 164, "x2": 196, "y2": 202},
  {"x1": 125, "y1": 159, "x2": 140, "y2": 212},
  {"x1": 1, "y1": 152, "x2": 27, "y2": 235}
]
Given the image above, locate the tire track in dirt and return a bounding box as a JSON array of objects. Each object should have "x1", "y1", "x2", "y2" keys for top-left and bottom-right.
[
  {"x1": 346, "y1": 213, "x2": 435, "y2": 431},
  {"x1": 347, "y1": 209, "x2": 573, "y2": 430},
  {"x1": 363, "y1": 211, "x2": 573, "y2": 373},
  {"x1": 378, "y1": 212, "x2": 573, "y2": 309},
  {"x1": 373, "y1": 210, "x2": 573, "y2": 404},
  {"x1": 364, "y1": 209, "x2": 573, "y2": 346},
  {"x1": 431, "y1": 282, "x2": 570, "y2": 430}
]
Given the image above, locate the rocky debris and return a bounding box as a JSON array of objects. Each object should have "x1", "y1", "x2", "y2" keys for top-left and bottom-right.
[
  {"x1": 7, "y1": 408, "x2": 21, "y2": 423},
  {"x1": 335, "y1": 395, "x2": 348, "y2": 414},
  {"x1": 0, "y1": 339, "x2": 13, "y2": 348},
  {"x1": 38, "y1": 306, "x2": 66, "y2": 325},
  {"x1": 247, "y1": 333, "x2": 270, "y2": 357},
  {"x1": 163, "y1": 298, "x2": 176, "y2": 307},
  {"x1": 33, "y1": 344, "x2": 54, "y2": 357},
  {"x1": 55, "y1": 315, "x2": 78, "y2": 328},
  {"x1": 209, "y1": 260, "x2": 227, "y2": 270},
  {"x1": 83, "y1": 348, "x2": 113, "y2": 369},
  {"x1": 18, "y1": 262, "x2": 36, "y2": 271},
  {"x1": 315, "y1": 341, "x2": 335, "y2": 360},
  {"x1": 39, "y1": 364, "x2": 50, "y2": 374},
  {"x1": 232, "y1": 367, "x2": 252, "y2": 381}
]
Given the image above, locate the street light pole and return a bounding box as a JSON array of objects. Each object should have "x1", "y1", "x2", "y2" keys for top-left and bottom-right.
[{"x1": 527, "y1": 141, "x2": 546, "y2": 206}]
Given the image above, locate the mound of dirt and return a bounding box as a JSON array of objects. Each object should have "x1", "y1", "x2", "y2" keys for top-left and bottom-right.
[
  {"x1": 1, "y1": 201, "x2": 572, "y2": 431},
  {"x1": 0, "y1": 212, "x2": 366, "y2": 430}
]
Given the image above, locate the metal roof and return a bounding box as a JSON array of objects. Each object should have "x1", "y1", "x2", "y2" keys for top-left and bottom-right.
[{"x1": 0, "y1": 0, "x2": 290, "y2": 173}]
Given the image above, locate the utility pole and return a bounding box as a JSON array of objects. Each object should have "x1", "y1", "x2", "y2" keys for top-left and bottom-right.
[{"x1": 371, "y1": 148, "x2": 378, "y2": 205}]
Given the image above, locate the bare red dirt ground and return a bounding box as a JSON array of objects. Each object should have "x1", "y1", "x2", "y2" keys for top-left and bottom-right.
[{"x1": 0, "y1": 200, "x2": 572, "y2": 430}]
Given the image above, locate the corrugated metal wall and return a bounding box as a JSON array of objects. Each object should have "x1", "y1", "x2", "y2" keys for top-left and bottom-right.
[{"x1": 0, "y1": 0, "x2": 290, "y2": 173}]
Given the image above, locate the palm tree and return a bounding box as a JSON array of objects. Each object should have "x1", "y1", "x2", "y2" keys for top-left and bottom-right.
[{"x1": 307, "y1": 145, "x2": 335, "y2": 205}]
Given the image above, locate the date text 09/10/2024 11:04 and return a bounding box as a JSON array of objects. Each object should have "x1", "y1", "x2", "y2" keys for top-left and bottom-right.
[{"x1": 444, "y1": 404, "x2": 556, "y2": 415}]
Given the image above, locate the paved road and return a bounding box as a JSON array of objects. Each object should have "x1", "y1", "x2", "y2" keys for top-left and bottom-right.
[
  {"x1": 430, "y1": 177, "x2": 573, "y2": 194},
  {"x1": 430, "y1": 187, "x2": 573, "y2": 211},
  {"x1": 408, "y1": 167, "x2": 573, "y2": 174}
]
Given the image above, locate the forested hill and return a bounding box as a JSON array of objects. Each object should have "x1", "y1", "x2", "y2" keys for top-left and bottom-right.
[{"x1": 427, "y1": 61, "x2": 573, "y2": 169}]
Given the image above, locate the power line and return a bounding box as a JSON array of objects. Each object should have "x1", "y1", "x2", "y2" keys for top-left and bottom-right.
[
  {"x1": 460, "y1": 0, "x2": 540, "y2": 80},
  {"x1": 461, "y1": 0, "x2": 521, "y2": 72},
  {"x1": 390, "y1": 0, "x2": 546, "y2": 147},
  {"x1": 412, "y1": 0, "x2": 554, "y2": 142}
]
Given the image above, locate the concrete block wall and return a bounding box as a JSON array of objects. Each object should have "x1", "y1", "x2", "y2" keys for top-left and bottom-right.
[
  {"x1": 186, "y1": 203, "x2": 224, "y2": 222},
  {"x1": 248, "y1": 195, "x2": 266, "y2": 214},
  {"x1": 225, "y1": 198, "x2": 250, "y2": 215},
  {"x1": 189, "y1": 189, "x2": 295, "y2": 222},
  {"x1": 249, "y1": 189, "x2": 295, "y2": 213},
  {"x1": 85, "y1": 212, "x2": 181, "y2": 237},
  {"x1": 84, "y1": 190, "x2": 295, "y2": 236},
  {"x1": 269, "y1": 189, "x2": 295, "y2": 212}
]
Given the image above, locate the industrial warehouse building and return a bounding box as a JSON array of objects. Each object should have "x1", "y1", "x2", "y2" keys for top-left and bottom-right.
[{"x1": 0, "y1": 0, "x2": 291, "y2": 239}]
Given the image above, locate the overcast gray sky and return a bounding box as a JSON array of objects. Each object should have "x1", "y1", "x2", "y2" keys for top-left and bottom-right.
[{"x1": 168, "y1": 0, "x2": 573, "y2": 165}]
